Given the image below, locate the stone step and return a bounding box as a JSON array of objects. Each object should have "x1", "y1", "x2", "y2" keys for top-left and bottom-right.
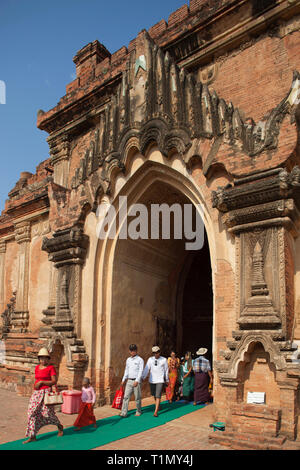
[
  {"x1": 282, "y1": 441, "x2": 300, "y2": 450},
  {"x1": 70, "y1": 345, "x2": 86, "y2": 353},
  {"x1": 209, "y1": 431, "x2": 287, "y2": 450},
  {"x1": 69, "y1": 338, "x2": 84, "y2": 346}
]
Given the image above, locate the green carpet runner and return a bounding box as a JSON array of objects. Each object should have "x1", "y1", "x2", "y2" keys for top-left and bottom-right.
[{"x1": 0, "y1": 401, "x2": 205, "y2": 451}]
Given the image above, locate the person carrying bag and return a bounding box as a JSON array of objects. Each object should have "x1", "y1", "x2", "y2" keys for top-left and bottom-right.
[
  {"x1": 44, "y1": 385, "x2": 63, "y2": 406},
  {"x1": 23, "y1": 347, "x2": 64, "y2": 444},
  {"x1": 112, "y1": 385, "x2": 125, "y2": 410}
]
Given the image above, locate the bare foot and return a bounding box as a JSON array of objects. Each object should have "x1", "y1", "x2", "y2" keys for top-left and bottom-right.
[
  {"x1": 58, "y1": 425, "x2": 64, "y2": 437},
  {"x1": 23, "y1": 437, "x2": 36, "y2": 444},
  {"x1": 153, "y1": 413, "x2": 158, "y2": 417},
  {"x1": 193, "y1": 402, "x2": 196, "y2": 406}
]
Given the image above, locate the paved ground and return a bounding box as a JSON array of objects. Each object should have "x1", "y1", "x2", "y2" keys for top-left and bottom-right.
[{"x1": 0, "y1": 388, "x2": 228, "y2": 450}]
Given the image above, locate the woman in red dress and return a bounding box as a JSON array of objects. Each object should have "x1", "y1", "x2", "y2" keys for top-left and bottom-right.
[
  {"x1": 74, "y1": 377, "x2": 97, "y2": 430},
  {"x1": 165, "y1": 351, "x2": 180, "y2": 403},
  {"x1": 23, "y1": 347, "x2": 64, "y2": 444}
]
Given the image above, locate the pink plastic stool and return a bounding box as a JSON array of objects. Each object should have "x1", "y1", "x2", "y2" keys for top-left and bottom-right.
[{"x1": 61, "y1": 390, "x2": 82, "y2": 414}]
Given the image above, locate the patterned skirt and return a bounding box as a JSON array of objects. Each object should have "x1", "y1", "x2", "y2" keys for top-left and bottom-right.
[
  {"x1": 25, "y1": 389, "x2": 62, "y2": 438},
  {"x1": 165, "y1": 370, "x2": 178, "y2": 401}
]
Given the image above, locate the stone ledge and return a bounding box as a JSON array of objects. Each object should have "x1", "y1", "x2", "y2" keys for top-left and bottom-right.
[
  {"x1": 209, "y1": 431, "x2": 287, "y2": 450},
  {"x1": 5, "y1": 333, "x2": 40, "y2": 340},
  {"x1": 2, "y1": 364, "x2": 31, "y2": 373},
  {"x1": 231, "y1": 403, "x2": 280, "y2": 420}
]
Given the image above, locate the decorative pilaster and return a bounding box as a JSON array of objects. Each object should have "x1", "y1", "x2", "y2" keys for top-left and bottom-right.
[
  {"x1": 11, "y1": 221, "x2": 31, "y2": 332},
  {"x1": 277, "y1": 370, "x2": 299, "y2": 440},
  {"x1": 48, "y1": 133, "x2": 70, "y2": 187},
  {"x1": 212, "y1": 167, "x2": 300, "y2": 442},
  {"x1": 212, "y1": 167, "x2": 300, "y2": 335},
  {"x1": 41, "y1": 225, "x2": 89, "y2": 380},
  {"x1": 41, "y1": 264, "x2": 57, "y2": 331},
  {"x1": 42, "y1": 226, "x2": 89, "y2": 333}
]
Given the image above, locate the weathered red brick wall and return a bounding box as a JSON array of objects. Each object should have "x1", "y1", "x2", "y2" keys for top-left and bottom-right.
[
  {"x1": 242, "y1": 345, "x2": 281, "y2": 408},
  {"x1": 231, "y1": 404, "x2": 281, "y2": 437},
  {"x1": 212, "y1": 33, "x2": 298, "y2": 122},
  {"x1": 209, "y1": 31, "x2": 300, "y2": 176}
]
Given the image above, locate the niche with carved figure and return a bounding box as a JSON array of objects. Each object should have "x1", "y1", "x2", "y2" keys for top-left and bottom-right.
[{"x1": 237, "y1": 342, "x2": 280, "y2": 407}]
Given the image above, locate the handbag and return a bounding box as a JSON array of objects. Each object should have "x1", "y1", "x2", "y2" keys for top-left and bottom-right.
[
  {"x1": 112, "y1": 386, "x2": 124, "y2": 410},
  {"x1": 44, "y1": 386, "x2": 64, "y2": 406}
]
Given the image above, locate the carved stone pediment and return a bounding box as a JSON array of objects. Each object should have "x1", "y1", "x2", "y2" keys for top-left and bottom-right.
[
  {"x1": 212, "y1": 167, "x2": 300, "y2": 215},
  {"x1": 42, "y1": 226, "x2": 89, "y2": 268},
  {"x1": 215, "y1": 330, "x2": 297, "y2": 384}
]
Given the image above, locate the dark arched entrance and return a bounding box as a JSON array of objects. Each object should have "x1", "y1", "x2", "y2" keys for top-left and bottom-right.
[
  {"x1": 109, "y1": 174, "x2": 214, "y2": 387},
  {"x1": 177, "y1": 233, "x2": 213, "y2": 363}
]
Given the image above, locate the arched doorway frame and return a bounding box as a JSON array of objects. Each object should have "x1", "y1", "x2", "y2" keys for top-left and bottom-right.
[
  {"x1": 92, "y1": 147, "x2": 218, "y2": 399},
  {"x1": 175, "y1": 241, "x2": 213, "y2": 359}
]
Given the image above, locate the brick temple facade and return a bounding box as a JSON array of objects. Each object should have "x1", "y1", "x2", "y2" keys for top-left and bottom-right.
[{"x1": 1, "y1": 0, "x2": 300, "y2": 449}]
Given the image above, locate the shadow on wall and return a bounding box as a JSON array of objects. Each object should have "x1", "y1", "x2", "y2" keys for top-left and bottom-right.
[{"x1": 251, "y1": 0, "x2": 277, "y2": 16}]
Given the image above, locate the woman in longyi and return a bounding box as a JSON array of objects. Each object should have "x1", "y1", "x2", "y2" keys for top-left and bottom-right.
[
  {"x1": 74, "y1": 377, "x2": 97, "y2": 430},
  {"x1": 165, "y1": 350, "x2": 180, "y2": 403},
  {"x1": 23, "y1": 348, "x2": 64, "y2": 444}
]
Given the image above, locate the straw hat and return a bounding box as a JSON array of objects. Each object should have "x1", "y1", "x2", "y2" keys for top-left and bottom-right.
[
  {"x1": 152, "y1": 346, "x2": 160, "y2": 353},
  {"x1": 196, "y1": 348, "x2": 208, "y2": 356},
  {"x1": 38, "y1": 347, "x2": 50, "y2": 358}
]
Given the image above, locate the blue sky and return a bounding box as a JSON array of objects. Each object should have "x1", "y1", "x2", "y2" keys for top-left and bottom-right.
[{"x1": 0, "y1": 0, "x2": 188, "y2": 212}]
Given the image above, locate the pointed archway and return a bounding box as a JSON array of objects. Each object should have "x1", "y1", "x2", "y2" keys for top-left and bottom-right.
[{"x1": 94, "y1": 157, "x2": 216, "y2": 399}]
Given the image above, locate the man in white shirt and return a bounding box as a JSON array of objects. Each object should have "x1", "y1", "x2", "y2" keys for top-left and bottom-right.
[
  {"x1": 142, "y1": 346, "x2": 169, "y2": 417},
  {"x1": 119, "y1": 344, "x2": 144, "y2": 417}
]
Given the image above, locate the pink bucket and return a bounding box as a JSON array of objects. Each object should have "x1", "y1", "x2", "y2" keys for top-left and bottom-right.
[{"x1": 61, "y1": 390, "x2": 82, "y2": 414}]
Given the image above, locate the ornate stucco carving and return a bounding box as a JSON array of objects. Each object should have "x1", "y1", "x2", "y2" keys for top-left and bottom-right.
[
  {"x1": 238, "y1": 233, "x2": 280, "y2": 329},
  {"x1": 14, "y1": 221, "x2": 31, "y2": 244},
  {"x1": 213, "y1": 167, "x2": 300, "y2": 384},
  {"x1": 65, "y1": 32, "x2": 299, "y2": 190},
  {"x1": 0, "y1": 291, "x2": 16, "y2": 339}
]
